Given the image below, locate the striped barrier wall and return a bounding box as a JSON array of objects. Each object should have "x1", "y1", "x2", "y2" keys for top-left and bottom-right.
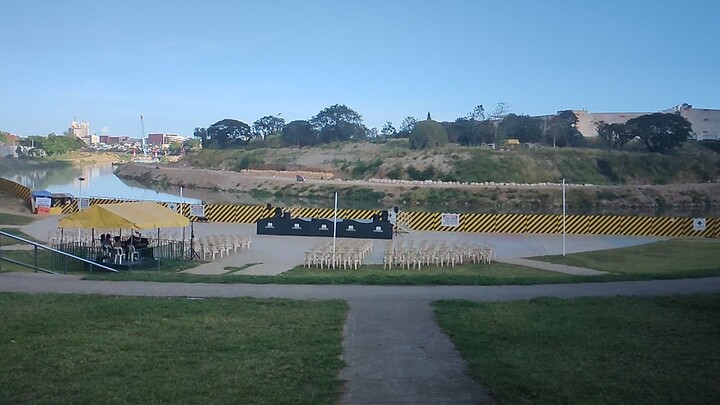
[
  {"x1": 1, "y1": 176, "x2": 717, "y2": 238},
  {"x1": 0, "y1": 178, "x2": 31, "y2": 202}
]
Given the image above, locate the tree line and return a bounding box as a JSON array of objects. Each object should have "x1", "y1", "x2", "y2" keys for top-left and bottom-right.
[{"x1": 193, "y1": 102, "x2": 694, "y2": 154}]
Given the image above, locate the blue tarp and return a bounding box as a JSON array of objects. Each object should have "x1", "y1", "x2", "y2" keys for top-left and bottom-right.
[{"x1": 32, "y1": 190, "x2": 53, "y2": 198}]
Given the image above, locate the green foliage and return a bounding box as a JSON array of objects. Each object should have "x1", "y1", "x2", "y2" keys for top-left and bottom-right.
[
  {"x1": 406, "y1": 165, "x2": 438, "y2": 181},
  {"x1": 409, "y1": 120, "x2": 448, "y2": 149},
  {"x1": 596, "y1": 121, "x2": 634, "y2": 150},
  {"x1": 205, "y1": 119, "x2": 255, "y2": 148},
  {"x1": 281, "y1": 120, "x2": 318, "y2": 147},
  {"x1": 543, "y1": 110, "x2": 584, "y2": 147},
  {"x1": 350, "y1": 158, "x2": 382, "y2": 179},
  {"x1": 252, "y1": 115, "x2": 285, "y2": 140},
  {"x1": 24, "y1": 134, "x2": 84, "y2": 156},
  {"x1": 310, "y1": 104, "x2": 368, "y2": 143},
  {"x1": 445, "y1": 119, "x2": 495, "y2": 146},
  {"x1": 497, "y1": 114, "x2": 543, "y2": 143},
  {"x1": 627, "y1": 113, "x2": 692, "y2": 154}
]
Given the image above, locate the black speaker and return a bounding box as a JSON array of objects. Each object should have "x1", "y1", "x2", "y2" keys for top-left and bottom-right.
[
  {"x1": 283, "y1": 212, "x2": 291, "y2": 220},
  {"x1": 372, "y1": 214, "x2": 380, "y2": 222},
  {"x1": 274, "y1": 207, "x2": 282, "y2": 218}
]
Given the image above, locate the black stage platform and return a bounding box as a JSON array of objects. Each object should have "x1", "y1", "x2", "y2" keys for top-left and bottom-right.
[{"x1": 257, "y1": 212, "x2": 393, "y2": 240}]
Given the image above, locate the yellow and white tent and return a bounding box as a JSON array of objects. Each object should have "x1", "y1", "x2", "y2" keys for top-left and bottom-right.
[{"x1": 59, "y1": 202, "x2": 189, "y2": 230}]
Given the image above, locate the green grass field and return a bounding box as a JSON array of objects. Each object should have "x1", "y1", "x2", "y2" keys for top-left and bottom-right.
[
  {"x1": 0, "y1": 293, "x2": 347, "y2": 404},
  {"x1": 434, "y1": 294, "x2": 720, "y2": 405},
  {"x1": 0, "y1": 212, "x2": 34, "y2": 226},
  {"x1": 85, "y1": 262, "x2": 578, "y2": 284},
  {"x1": 0, "y1": 227, "x2": 41, "y2": 246},
  {"x1": 534, "y1": 240, "x2": 720, "y2": 277}
]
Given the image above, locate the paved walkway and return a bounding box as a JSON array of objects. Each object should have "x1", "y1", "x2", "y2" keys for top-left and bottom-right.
[{"x1": 497, "y1": 258, "x2": 609, "y2": 275}]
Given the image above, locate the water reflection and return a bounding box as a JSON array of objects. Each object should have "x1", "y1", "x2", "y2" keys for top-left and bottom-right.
[{"x1": 2, "y1": 163, "x2": 201, "y2": 204}]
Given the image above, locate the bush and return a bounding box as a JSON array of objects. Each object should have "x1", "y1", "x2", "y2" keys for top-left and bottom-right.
[{"x1": 409, "y1": 120, "x2": 448, "y2": 149}]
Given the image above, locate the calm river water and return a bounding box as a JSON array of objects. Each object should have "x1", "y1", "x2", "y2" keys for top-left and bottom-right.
[{"x1": 1, "y1": 163, "x2": 200, "y2": 204}]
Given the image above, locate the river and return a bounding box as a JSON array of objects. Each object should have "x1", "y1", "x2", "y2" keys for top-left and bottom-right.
[{"x1": 1, "y1": 162, "x2": 200, "y2": 204}]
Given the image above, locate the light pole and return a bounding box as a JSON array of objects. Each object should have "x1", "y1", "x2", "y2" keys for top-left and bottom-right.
[{"x1": 78, "y1": 177, "x2": 86, "y2": 211}]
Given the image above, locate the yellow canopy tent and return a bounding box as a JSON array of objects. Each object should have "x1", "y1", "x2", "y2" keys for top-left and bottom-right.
[{"x1": 59, "y1": 202, "x2": 189, "y2": 230}]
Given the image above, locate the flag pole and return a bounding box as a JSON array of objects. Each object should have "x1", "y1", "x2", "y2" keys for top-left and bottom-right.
[{"x1": 333, "y1": 191, "x2": 338, "y2": 268}]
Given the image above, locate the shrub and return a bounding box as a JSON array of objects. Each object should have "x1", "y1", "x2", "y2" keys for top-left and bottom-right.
[{"x1": 409, "y1": 120, "x2": 448, "y2": 149}]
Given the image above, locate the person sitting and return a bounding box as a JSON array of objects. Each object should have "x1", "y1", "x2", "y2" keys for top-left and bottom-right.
[{"x1": 112, "y1": 236, "x2": 123, "y2": 248}]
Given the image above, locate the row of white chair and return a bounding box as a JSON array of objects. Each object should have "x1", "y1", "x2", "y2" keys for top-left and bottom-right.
[
  {"x1": 304, "y1": 239, "x2": 374, "y2": 270},
  {"x1": 383, "y1": 240, "x2": 495, "y2": 270}
]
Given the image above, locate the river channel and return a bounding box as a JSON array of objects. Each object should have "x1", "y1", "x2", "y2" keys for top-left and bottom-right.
[{"x1": 1, "y1": 163, "x2": 200, "y2": 204}]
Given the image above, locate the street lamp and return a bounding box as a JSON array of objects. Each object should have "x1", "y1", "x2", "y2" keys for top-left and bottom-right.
[{"x1": 78, "y1": 177, "x2": 86, "y2": 211}]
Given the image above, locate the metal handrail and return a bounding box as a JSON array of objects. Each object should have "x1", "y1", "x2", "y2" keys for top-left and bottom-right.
[{"x1": 0, "y1": 230, "x2": 118, "y2": 274}]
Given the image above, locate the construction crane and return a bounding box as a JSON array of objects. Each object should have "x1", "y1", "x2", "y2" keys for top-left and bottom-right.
[{"x1": 140, "y1": 114, "x2": 147, "y2": 157}]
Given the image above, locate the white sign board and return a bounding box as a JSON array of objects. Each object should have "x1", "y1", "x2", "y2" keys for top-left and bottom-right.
[
  {"x1": 190, "y1": 204, "x2": 205, "y2": 218},
  {"x1": 441, "y1": 213, "x2": 460, "y2": 227},
  {"x1": 79, "y1": 197, "x2": 90, "y2": 210},
  {"x1": 693, "y1": 218, "x2": 707, "y2": 231},
  {"x1": 35, "y1": 197, "x2": 51, "y2": 208}
]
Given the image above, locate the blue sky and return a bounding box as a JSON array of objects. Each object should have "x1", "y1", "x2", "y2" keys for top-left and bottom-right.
[{"x1": 1, "y1": 0, "x2": 718, "y2": 137}]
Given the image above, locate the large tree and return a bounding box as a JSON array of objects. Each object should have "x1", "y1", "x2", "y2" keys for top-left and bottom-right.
[
  {"x1": 446, "y1": 117, "x2": 496, "y2": 146},
  {"x1": 497, "y1": 114, "x2": 543, "y2": 143},
  {"x1": 206, "y1": 119, "x2": 254, "y2": 148},
  {"x1": 281, "y1": 120, "x2": 318, "y2": 148},
  {"x1": 543, "y1": 110, "x2": 584, "y2": 147},
  {"x1": 397, "y1": 116, "x2": 418, "y2": 137},
  {"x1": 310, "y1": 104, "x2": 368, "y2": 143},
  {"x1": 252, "y1": 115, "x2": 285, "y2": 140},
  {"x1": 596, "y1": 121, "x2": 634, "y2": 150},
  {"x1": 193, "y1": 127, "x2": 208, "y2": 148},
  {"x1": 626, "y1": 113, "x2": 692, "y2": 154},
  {"x1": 380, "y1": 121, "x2": 397, "y2": 139}
]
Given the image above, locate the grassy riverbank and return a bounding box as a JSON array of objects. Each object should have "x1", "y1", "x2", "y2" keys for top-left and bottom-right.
[{"x1": 434, "y1": 294, "x2": 720, "y2": 404}]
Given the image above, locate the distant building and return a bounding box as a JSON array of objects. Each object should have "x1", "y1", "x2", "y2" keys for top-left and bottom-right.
[
  {"x1": 571, "y1": 110, "x2": 647, "y2": 138},
  {"x1": 565, "y1": 104, "x2": 720, "y2": 141},
  {"x1": 147, "y1": 133, "x2": 186, "y2": 148},
  {"x1": 99, "y1": 135, "x2": 130, "y2": 145},
  {"x1": 68, "y1": 119, "x2": 90, "y2": 138},
  {"x1": 664, "y1": 103, "x2": 720, "y2": 141}
]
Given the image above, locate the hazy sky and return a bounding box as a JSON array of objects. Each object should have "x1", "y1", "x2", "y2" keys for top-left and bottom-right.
[{"x1": 1, "y1": 0, "x2": 718, "y2": 137}]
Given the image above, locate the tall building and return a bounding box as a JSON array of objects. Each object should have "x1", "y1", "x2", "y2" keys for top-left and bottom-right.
[
  {"x1": 664, "y1": 103, "x2": 720, "y2": 141},
  {"x1": 147, "y1": 133, "x2": 185, "y2": 147},
  {"x1": 567, "y1": 104, "x2": 720, "y2": 141},
  {"x1": 68, "y1": 119, "x2": 90, "y2": 138}
]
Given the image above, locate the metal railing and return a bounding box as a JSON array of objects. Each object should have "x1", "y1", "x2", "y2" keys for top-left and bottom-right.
[{"x1": 0, "y1": 231, "x2": 118, "y2": 274}]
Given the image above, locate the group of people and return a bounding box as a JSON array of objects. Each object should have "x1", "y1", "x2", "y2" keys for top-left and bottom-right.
[{"x1": 99, "y1": 232, "x2": 147, "y2": 257}]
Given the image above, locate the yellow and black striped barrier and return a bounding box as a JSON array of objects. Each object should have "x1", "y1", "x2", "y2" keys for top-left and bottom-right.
[
  {"x1": 1, "y1": 177, "x2": 718, "y2": 238},
  {"x1": 0, "y1": 178, "x2": 31, "y2": 202}
]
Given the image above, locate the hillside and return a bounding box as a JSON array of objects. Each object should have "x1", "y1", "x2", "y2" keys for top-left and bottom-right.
[{"x1": 114, "y1": 141, "x2": 720, "y2": 215}]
